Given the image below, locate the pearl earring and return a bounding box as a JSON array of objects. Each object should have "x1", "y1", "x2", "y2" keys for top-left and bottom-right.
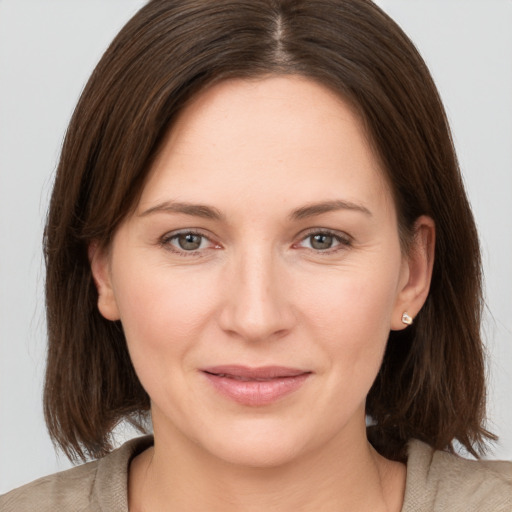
[{"x1": 401, "y1": 312, "x2": 413, "y2": 325}]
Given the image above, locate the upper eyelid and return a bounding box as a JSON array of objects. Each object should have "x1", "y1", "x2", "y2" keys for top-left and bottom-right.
[
  {"x1": 160, "y1": 227, "x2": 349, "y2": 238},
  {"x1": 297, "y1": 227, "x2": 352, "y2": 241},
  {"x1": 161, "y1": 228, "x2": 214, "y2": 241}
]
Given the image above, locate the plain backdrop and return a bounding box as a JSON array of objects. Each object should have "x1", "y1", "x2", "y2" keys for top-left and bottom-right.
[{"x1": 1, "y1": 0, "x2": 511, "y2": 493}]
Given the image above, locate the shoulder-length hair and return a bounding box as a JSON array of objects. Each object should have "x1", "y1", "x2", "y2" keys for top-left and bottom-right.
[{"x1": 44, "y1": 0, "x2": 494, "y2": 462}]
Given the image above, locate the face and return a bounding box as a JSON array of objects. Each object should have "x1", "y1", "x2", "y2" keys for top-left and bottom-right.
[{"x1": 92, "y1": 76, "x2": 429, "y2": 468}]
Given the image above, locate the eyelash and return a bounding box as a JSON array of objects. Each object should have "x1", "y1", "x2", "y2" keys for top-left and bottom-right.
[{"x1": 159, "y1": 228, "x2": 352, "y2": 257}]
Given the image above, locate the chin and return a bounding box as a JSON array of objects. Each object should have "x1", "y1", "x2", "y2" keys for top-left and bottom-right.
[
  {"x1": 191, "y1": 415, "x2": 337, "y2": 470},
  {"x1": 208, "y1": 433, "x2": 307, "y2": 469}
]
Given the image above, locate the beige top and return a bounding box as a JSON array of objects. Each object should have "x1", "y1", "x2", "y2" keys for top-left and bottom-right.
[{"x1": 1, "y1": 436, "x2": 511, "y2": 511}]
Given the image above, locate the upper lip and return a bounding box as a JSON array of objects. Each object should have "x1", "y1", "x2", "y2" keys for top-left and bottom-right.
[{"x1": 201, "y1": 365, "x2": 310, "y2": 380}]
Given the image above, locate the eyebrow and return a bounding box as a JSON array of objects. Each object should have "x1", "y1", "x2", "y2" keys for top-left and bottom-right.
[
  {"x1": 138, "y1": 201, "x2": 224, "y2": 220},
  {"x1": 290, "y1": 200, "x2": 372, "y2": 220},
  {"x1": 138, "y1": 199, "x2": 371, "y2": 222}
]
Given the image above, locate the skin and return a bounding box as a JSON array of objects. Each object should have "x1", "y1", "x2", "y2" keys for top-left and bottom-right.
[{"x1": 91, "y1": 75, "x2": 435, "y2": 511}]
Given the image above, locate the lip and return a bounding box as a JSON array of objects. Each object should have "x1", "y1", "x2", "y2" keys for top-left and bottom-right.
[{"x1": 201, "y1": 365, "x2": 312, "y2": 406}]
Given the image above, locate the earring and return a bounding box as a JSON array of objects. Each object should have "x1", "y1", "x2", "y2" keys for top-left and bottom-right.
[{"x1": 401, "y1": 312, "x2": 413, "y2": 326}]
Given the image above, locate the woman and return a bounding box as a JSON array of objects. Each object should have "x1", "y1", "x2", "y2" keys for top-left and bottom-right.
[{"x1": 1, "y1": 0, "x2": 510, "y2": 510}]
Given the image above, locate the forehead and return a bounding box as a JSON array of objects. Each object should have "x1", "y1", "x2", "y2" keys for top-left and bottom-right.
[{"x1": 138, "y1": 75, "x2": 393, "y2": 217}]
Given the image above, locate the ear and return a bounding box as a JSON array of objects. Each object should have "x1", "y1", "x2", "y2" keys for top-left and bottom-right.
[
  {"x1": 391, "y1": 216, "x2": 435, "y2": 330},
  {"x1": 88, "y1": 241, "x2": 120, "y2": 321}
]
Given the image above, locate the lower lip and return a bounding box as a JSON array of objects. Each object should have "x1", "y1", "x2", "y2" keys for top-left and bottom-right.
[{"x1": 202, "y1": 372, "x2": 311, "y2": 406}]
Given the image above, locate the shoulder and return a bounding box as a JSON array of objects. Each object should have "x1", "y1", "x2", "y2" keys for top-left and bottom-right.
[
  {"x1": 403, "y1": 439, "x2": 512, "y2": 512},
  {"x1": 0, "y1": 435, "x2": 153, "y2": 512},
  {"x1": 0, "y1": 458, "x2": 101, "y2": 512}
]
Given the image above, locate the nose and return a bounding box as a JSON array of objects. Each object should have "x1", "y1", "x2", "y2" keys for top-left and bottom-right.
[{"x1": 218, "y1": 248, "x2": 295, "y2": 342}]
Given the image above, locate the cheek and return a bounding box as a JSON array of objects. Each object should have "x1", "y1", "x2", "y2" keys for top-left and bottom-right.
[
  {"x1": 300, "y1": 265, "x2": 399, "y2": 332},
  {"x1": 295, "y1": 262, "x2": 400, "y2": 380},
  {"x1": 110, "y1": 257, "x2": 218, "y2": 376}
]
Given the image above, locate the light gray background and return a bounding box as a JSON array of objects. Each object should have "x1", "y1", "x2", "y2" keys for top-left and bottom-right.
[{"x1": 1, "y1": 0, "x2": 511, "y2": 493}]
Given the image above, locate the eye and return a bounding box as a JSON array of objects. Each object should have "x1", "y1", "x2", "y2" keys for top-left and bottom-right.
[
  {"x1": 174, "y1": 233, "x2": 206, "y2": 251},
  {"x1": 160, "y1": 230, "x2": 219, "y2": 254},
  {"x1": 309, "y1": 233, "x2": 336, "y2": 250},
  {"x1": 296, "y1": 230, "x2": 351, "y2": 252}
]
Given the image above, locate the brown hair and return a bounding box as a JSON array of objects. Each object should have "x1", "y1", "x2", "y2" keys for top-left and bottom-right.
[{"x1": 44, "y1": 0, "x2": 494, "y2": 462}]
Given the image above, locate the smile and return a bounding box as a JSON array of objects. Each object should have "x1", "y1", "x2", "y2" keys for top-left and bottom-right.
[{"x1": 201, "y1": 366, "x2": 312, "y2": 406}]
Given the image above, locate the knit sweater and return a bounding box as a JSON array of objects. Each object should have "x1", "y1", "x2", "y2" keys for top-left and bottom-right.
[{"x1": 1, "y1": 436, "x2": 511, "y2": 511}]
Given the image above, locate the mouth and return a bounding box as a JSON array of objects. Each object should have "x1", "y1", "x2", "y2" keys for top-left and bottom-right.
[{"x1": 200, "y1": 365, "x2": 312, "y2": 406}]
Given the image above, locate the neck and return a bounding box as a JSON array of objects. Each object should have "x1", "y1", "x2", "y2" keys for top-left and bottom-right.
[{"x1": 129, "y1": 421, "x2": 406, "y2": 512}]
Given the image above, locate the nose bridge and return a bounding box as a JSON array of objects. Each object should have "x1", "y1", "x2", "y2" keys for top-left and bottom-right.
[{"x1": 219, "y1": 243, "x2": 292, "y2": 341}]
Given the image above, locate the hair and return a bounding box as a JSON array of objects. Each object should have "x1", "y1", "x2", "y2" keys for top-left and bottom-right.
[{"x1": 43, "y1": 0, "x2": 495, "y2": 462}]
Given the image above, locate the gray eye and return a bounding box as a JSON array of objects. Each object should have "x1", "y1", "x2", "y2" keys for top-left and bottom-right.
[
  {"x1": 177, "y1": 233, "x2": 203, "y2": 250},
  {"x1": 310, "y1": 233, "x2": 334, "y2": 250}
]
